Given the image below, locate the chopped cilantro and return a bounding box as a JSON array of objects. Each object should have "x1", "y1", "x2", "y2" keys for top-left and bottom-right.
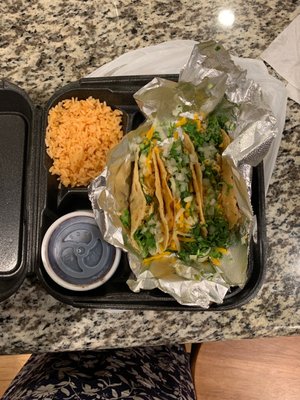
[
  {"x1": 181, "y1": 113, "x2": 229, "y2": 152},
  {"x1": 167, "y1": 123, "x2": 176, "y2": 138},
  {"x1": 212, "y1": 107, "x2": 236, "y2": 136},
  {"x1": 145, "y1": 194, "x2": 153, "y2": 204},
  {"x1": 181, "y1": 117, "x2": 223, "y2": 158},
  {"x1": 203, "y1": 163, "x2": 217, "y2": 179},
  {"x1": 181, "y1": 190, "x2": 192, "y2": 202},
  {"x1": 197, "y1": 151, "x2": 205, "y2": 163},
  {"x1": 140, "y1": 140, "x2": 151, "y2": 156},
  {"x1": 209, "y1": 248, "x2": 223, "y2": 259},
  {"x1": 169, "y1": 140, "x2": 182, "y2": 163},
  {"x1": 178, "y1": 214, "x2": 231, "y2": 263},
  {"x1": 178, "y1": 237, "x2": 210, "y2": 263},
  {"x1": 153, "y1": 131, "x2": 161, "y2": 140},
  {"x1": 206, "y1": 214, "x2": 230, "y2": 248},
  {"x1": 203, "y1": 163, "x2": 220, "y2": 188},
  {"x1": 182, "y1": 120, "x2": 205, "y2": 149},
  {"x1": 133, "y1": 224, "x2": 156, "y2": 258},
  {"x1": 205, "y1": 114, "x2": 223, "y2": 146},
  {"x1": 215, "y1": 112, "x2": 229, "y2": 130},
  {"x1": 120, "y1": 209, "x2": 131, "y2": 229}
]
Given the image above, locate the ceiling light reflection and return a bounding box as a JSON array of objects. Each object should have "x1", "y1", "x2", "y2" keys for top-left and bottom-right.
[{"x1": 218, "y1": 9, "x2": 235, "y2": 27}]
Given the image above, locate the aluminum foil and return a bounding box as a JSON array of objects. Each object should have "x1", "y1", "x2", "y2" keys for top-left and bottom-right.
[{"x1": 88, "y1": 41, "x2": 277, "y2": 308}]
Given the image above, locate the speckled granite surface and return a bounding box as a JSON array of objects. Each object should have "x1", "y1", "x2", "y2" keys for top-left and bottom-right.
[{"x1": 0, "y1": 0, "x2": 299, "y2": 354}]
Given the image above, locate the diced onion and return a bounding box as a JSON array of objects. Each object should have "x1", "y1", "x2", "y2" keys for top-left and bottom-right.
[
  {"x1": 203, "y1": 144, "x2": 217, "y2": 159},
  {"x1": 176, "y1": 172, "x2": 186, "y2": 182},
  {"x1": 184, "y1": 196, "x2": 193, "y2": 203}
]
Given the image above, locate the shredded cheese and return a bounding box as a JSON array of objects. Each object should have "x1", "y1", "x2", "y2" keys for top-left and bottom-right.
[
  {"x1": 143, "y1": 252, "x2": 172, "y2": 264},
  {"x1": 146, "y1": 126, "x2": 155, "y2": 140},
  {"x1": 193, "y1": 113, "x2": 202, "y2": 131},
  {"x1": 175, "y1": 117, "x2": 187, "y2": 127},
  {"x1": 216, "y1": 247, "x2": 228, "y2": 255},
  {"x1": 210, "y1": 257, "x2": 221, "y2": 266},
  {"x1": 179, "y1": 237, "x2": 196, "y2": 243}
]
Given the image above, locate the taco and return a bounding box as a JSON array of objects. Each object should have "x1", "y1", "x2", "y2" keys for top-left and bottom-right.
[
  {"x1": 154, "y1": 148, "x2": 174, "y2": 239},
  {"x1": 182, "y1": 132, "x2": 207, "y2": 236},
  {"x1": 165, "y1": 112, "x2": 242, "y2": 266},
  {"x1": 123, "y1": 127, "x2": 170, "y2": 258},
  {"x1": 155, "y1": 133, "x2": 202, "y2": 253}
]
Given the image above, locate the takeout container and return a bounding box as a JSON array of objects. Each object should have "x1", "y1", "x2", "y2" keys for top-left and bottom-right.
[{"x1": 0, "y1": 76, "x2": 266, "y2": 310}]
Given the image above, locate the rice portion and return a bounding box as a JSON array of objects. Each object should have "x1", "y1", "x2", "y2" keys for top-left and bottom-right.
[{"x1": 45, "y1": 96, "x2": 123, "y2": 187}]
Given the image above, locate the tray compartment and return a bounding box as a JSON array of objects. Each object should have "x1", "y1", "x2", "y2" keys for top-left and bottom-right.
[{"x1": 39, "y1": 84, "x2": 136, "y2": 223}]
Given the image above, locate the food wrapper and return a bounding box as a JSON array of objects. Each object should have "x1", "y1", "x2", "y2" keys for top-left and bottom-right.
[{"x1": 89, "y1": 41, "x2": 277, "y2": 308}]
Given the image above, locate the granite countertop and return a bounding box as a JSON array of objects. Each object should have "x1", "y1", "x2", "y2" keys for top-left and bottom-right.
[{"x1": 0, "y1": 0, "x2": 299, "y2": 354}]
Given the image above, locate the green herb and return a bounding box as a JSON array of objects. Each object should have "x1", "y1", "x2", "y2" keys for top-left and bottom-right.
[
  {"x1": 120, "y1": 209, "x2": 131, "y2": 229},
  {"x1": 215, "y1": 113, "x2": 229, "y2": 130},
  {"x1": 197, "y1": 151, "x2": 205, "y2": 163},
  {"x1": 178, "y1": 238, "x2": 210, "y2": 263},
  {"x1": 167, "y1": 123, "x2": 176, "y2": 138},
  {"x1": 215, "y1": 45, "x2": 221, "y2": 51},
  {"x1": 182, "y1": 120, "x2": 205, "y2": 148},
  {"x1": 169, "y1": 140, "x2": 182, "y2": 163},
  {"x1": 178, "y1": 213, "x2": 231, "y2": 262},
  {"x1": 206, "y1": 214, "x2": 231, "y2": 248},
  {"x1": 179, "y1": 111, "x2": 232, "y2": 160},
  {"x1": 181, "y1": 118, "x2": 222, "y2": 157},
  {"x1": 145, "y1": 194, "x2": 153, "y2": 204},
  {"x1": 210, "y1": 108, "x2": 235, "y2": 139},
  {"x1": 203, "y1": 164, "x2": 220, "y2": 188},
  {"x1": 178, "y1": 225, "x2": 210, "y2": 262},
  {"x1": 153, "y1": 131, "x2": 161, "y2": 140},
  {"x1": 140, "y1": 140, "x2": 151, "y2": 156},
  {"x1": 203, "y1": 163, "x2": 217, "y2": 179},
  {"x1": 205, "y1": 114, "x2": 223, "y2": 146},
  {"x1": 181, "y1": 190, "x2": 192, "y2": 202},
  {"x1": 209, "y1": 248, "x2": 222, "y2": 259},
  {"x1": 133, "y1": 225, "x2": 156, "y2": 258}
]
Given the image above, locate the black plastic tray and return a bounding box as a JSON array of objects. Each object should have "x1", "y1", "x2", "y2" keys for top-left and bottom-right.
[
  {"x1": 0, "y1": 76, "x2": 266, "y2": 310},
  {"x1": 0, "y1": 81, "x2": 36, "y2": 302}
]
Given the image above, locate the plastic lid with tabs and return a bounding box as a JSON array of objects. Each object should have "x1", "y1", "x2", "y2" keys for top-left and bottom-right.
[{"x1": 41, "y1": 211, "x2": 121, "y2": 291}]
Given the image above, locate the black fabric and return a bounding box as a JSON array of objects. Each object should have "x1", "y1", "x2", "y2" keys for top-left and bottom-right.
[{"x1": 2, "y1": 345, "x2": 196, "y2": 399}]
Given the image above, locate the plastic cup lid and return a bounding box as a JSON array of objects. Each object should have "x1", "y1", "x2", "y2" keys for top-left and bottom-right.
[{"x1": 41, "y1": 211, "x2": 121, "y2": 291}]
